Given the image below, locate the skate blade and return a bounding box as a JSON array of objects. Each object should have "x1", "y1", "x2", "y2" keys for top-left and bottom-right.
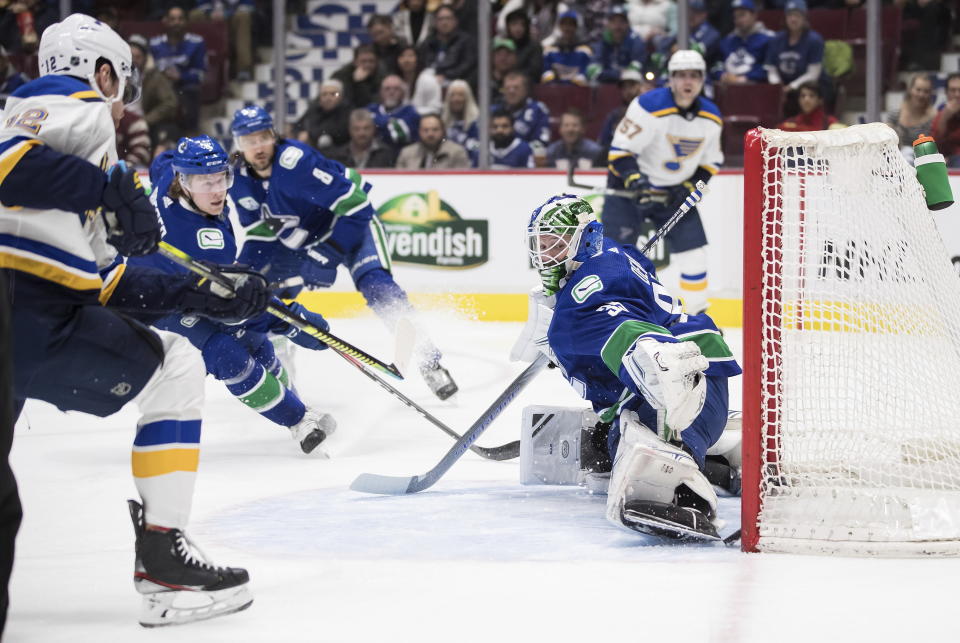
[
  {"x1": 139, "y1": 584, "x2": 253, "y2": 627},
  {"x1": 620, "y1": 502, "x2": 721, "y2": 542}
]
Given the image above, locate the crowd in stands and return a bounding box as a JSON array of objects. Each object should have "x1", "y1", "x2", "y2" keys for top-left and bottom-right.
[{"x1": 0, "y1": 1, "x2": 957, "y2": 169}]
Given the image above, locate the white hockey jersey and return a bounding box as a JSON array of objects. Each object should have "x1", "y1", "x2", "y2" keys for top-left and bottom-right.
[
  {"x1": 0, "y1": 75, "x2": 121, "y2": 300},
  {"x1": 607, "y1": 86, "x2": 723, "y2": 189}
]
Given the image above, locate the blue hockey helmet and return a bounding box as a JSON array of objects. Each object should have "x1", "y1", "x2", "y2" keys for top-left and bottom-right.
[
  {"x1": 172, "y1": 135, "x2": 233, "y2": 193},
  {"x1": 527, "y1": 194, "x2": 603, "y2": 293},
  {"x1": 231, "y1": 104, "x2": 274, "y2": 137}
]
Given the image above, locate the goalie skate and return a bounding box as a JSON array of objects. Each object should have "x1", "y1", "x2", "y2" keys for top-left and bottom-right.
[
  {"x1": 128, "y1": 500, "x2": 253, "y2": 627},
  {"x1": 620, "y1": 499, "x2": 721, "y2": 542}
]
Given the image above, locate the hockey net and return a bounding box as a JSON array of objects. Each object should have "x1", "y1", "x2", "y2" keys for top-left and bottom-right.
[{"x1": 742, "y1": 123, "x2": 960, "y2": 556}]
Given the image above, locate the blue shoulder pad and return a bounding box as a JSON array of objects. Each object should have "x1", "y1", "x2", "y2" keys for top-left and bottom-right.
[{"x1": 638, "y1": 87, "x2": 676, "y2": 115}]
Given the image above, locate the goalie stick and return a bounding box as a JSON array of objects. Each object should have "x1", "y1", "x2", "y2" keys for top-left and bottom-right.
[
  {"x1": 350, "y1": 353, "x2": 551, "y2": 494},
  {"x1": 157, "y1": 241, "x2": 404, "y2": 380},
  {"x1": 350, "y1": 182, "x2": 710, "y2": 493}
]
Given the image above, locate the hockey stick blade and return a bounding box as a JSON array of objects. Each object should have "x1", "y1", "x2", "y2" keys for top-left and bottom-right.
[{"x1": 350, "y1": 354, "x2": 550, "y2": 495}]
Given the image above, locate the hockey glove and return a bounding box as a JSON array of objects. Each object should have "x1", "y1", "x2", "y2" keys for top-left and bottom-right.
[
  {"x1": 666, "y1": 181, "x2": 696, "y2": 211},
  {"x1": 621, "y1": 338, "x2": 708, "y2": 441},
  {"x1": 101, "y1": 162, "x2": 163, "y2": 257},
  {"x1": 304, "y1": 240, "x2": 345, "y2": 272},
  {"x1": 182, "y1": 264, "x2": 271, "y2": 323},
  {"x1": 510, "y1": 286, "x2": 556, "y2": 363},
  {"x1": 280, "y1": 302, "x2": 330, "y2": 351}
]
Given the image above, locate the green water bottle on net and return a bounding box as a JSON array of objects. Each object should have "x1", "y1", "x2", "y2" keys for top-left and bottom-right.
[{"x1": 913, "y1": 134, "x2": 954, "y2": 211}]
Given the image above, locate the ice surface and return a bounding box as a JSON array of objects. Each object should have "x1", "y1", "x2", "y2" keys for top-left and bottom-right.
[{"x1": 7, "y1": 316, "x2": 958, "y2": 642}]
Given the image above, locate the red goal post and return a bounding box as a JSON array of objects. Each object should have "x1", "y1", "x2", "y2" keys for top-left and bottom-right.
[{"x1": 741, "y1": 124, "x2": 960, "y2": 556}]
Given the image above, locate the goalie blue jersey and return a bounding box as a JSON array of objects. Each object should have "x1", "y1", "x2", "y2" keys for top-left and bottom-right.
[
  {"x1": 548, "y1": 239, "x2": 741, "y2": 422},
  {"x1": 230, "y1": 139, "x2": 375, "y2": 265}
]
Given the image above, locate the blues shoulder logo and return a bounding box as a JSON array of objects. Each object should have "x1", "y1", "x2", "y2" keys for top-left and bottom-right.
[{"x1": 377, "y1": 190, "x2": 488, "y2": 268}]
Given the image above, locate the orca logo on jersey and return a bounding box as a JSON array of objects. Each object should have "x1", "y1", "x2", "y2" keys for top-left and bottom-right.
[
  {"x1": 197, "y1": 228, "x2": 225, "y2": 249},
  {"x1": 597, "y1": 301, "x2": 627, "y2": 317},
  {"x1": 572, "y1": 275, "x2": 603, "y2": 303}
]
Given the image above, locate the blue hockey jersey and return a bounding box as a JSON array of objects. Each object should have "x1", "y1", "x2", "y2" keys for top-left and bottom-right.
[
  {"x1": 548, "y1": 239, "x2": 740, "y2": 422},
  {"x1": 129, "y1": 158, "x2": 238, "y2": 275},
  {"x1": 150, "y1": 33, "x2": 207, "y2": 87},
  {"x1": 367, "y1": 103, "x2": 420, "y2": 148},
  {"x1": 589, "y1": 31, "x2": 647, "y2": 83},
  {"x1": 230, "y1": 139, "x2": 375, "y2": 263},
  {"x1": 714, "y1": 24, "x2": 773, "y2": 83},
  {"x1": 469, "y1": 137, "x2": 535, "y2": 168},
  {"x1": 765, "y1": 28, "x2": 824, "y2": 86},
  {"x1": 541, "y1": 42, "x2": 593, "y2": 85},
  {"x1": 493, "y1": 97, "x2": 551, "y2": 148}
]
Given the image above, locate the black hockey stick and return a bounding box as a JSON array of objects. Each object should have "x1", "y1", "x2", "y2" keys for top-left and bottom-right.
[
  {"x1": 157, "y1": 241, "x2": 404, "y2": 380},
  {"x1": 566, "y1": 165, "x2": 637, "y2": 198},
  {"x1": 160, "y1": 242, "x2": 521, "y2": 460},
  {"x1": 350, "y1": 353, "x2": 550, "y2": 494},
  {"x1": 638, "y1": 181, "x2": 707, "y2": 255}
]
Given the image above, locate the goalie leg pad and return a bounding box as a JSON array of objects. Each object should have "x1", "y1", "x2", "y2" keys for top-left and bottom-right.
[
  {"x1": 520, "y1": 406, "x2": 598, "y2": 485},
  {"x1": 605, "y1": 411, "x2": 718, "y2": 537}
]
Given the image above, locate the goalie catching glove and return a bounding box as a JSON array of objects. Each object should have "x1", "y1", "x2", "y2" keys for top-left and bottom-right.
[
  {"x1": 510, "y1": 286, "x2": 556, "y2": 363},
  {"x1": 621, "y1": 337, "x2": 708, "y2": 440}
]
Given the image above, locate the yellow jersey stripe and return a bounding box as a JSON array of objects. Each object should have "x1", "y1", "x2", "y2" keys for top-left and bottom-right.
[
  {"x1": 0, "y1": 251, "x2": 102, "y2": 290},
  {"x1": 698, "y1": 111, "x2": 722, "y2": 126},
  {"x1": 650, "y1": 107, "x2": 679, "y2": 117},
  {"x1": 98, "y1": 262, "x2": 127, "y2": 305},
  {"x1": 131, "y1": 448, "x2": 200, "y2": 478},
  {"x1": 607, "y1": 150, "x2": 632, "y2": 161},
  {"x1": 680, "y1": 279, "x2": 709, "y2": 292},
  {"x1": 0, "y1": 139, "x2": 41, "y2": 185},
  {"x1": 700, "y1": 164, "x2": 719, "y2": 175},
  {"x1": 69, "y1": 90, "x2": 102, "y2": 100}
]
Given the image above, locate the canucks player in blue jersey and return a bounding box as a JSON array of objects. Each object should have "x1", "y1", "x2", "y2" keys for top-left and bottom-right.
[
  {"x1": 605, "y1": 49, "x2": 723, "y2": 315},
  {"x1": 0, "y1": 15, "x2": 254, "y2": 626},
  {"x1": 228, "y1": 105, "x2": 459, "y2": 400},
  {"x1": 130, "y1": 135, "x2": 337, "y2": 454},
  {"x1": 511, "y1": 194, "x2": 741, "y2": 540}
]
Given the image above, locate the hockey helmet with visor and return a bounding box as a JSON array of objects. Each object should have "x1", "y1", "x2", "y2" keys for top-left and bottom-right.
[
  {"x1": 39, "y1": 14, "x2": 141, "y2": 105},
  {"x1": 172, "y1": 135, "x2": 234, "y2": 194}
]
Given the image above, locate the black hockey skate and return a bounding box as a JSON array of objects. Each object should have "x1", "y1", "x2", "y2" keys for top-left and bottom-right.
[
  {"x1": 128, "y1": 500, "x2": 253, "y2": 627},
  {"x1": 290, "y1": 410, "x2": 336, "y2": 455},
  {"x1": 619, "y1": 485, "x2": 721, "y2": 542},
  {"x1": 420, "y1": 361, "x2": 459, "y2": 400}
]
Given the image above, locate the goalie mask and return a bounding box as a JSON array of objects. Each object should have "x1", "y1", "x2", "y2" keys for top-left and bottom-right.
[{"x1": 527, "y1": 194, "x2": 603, "y2": 294}]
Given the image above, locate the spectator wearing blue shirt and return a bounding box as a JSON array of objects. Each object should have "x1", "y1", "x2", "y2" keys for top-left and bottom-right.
[
  {"x1": 714, "y1": 0, "x2": 773, "y2": 86},
  {"x1": 367, "y1": 74, "x2": 421, "y2": 151},
  {"x1": 764, "y1": 0, "x2": 824, "y2": 110},
  {"x1": 545, "y1": 108, "x2": 603, "y2": 170},
  {"x1": 587, "y1": 6, "x2": 647, "y2": 84},
  {"x1": 494, "y1": 70, "x2": 552, "y2": 153},
  {"x1": 541, "y1": 10, "x2": 592, "y2": 86},
  {"x1": 150, "y1": 6, "x2": 207, "y2": 133},
  {"x1": 471, "y1": 110, "x2": 535, "y2": 169}
]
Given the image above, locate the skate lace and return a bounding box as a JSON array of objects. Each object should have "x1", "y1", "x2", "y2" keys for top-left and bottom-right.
[{"x1": 174, "y1": 531, "x2": 219, "y2": 571}]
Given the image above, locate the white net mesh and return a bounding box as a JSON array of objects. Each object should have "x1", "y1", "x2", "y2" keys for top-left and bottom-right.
[{"x1": 755, "y1": 123, "x2": 960, "y2": 556}]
